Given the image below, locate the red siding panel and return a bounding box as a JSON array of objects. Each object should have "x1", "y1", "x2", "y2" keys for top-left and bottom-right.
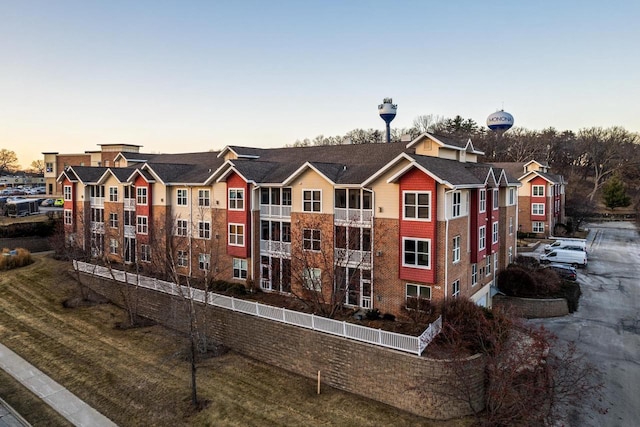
[{"x1": 398, "y1": 168, "x2": 437, "y2": 283}]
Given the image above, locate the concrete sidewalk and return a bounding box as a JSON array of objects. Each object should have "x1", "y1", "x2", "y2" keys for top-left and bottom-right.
[{"x1": 0, "y1": 343, "x2": 117, "y2": 427}]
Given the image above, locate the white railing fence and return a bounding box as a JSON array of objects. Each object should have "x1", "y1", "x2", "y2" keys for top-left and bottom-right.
[{"x1": 73, "y1": 261, "x2": 441, "y2": 355}]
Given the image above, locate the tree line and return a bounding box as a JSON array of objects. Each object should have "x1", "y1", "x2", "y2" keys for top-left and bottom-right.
[{"x1": 293, "y1": 114, "x2": 640, "y2": 221}]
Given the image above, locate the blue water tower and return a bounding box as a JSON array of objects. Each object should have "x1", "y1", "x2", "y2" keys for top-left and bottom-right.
[
  {"x1": 378, "y1": 98, "x2": 397, "y2": 143},
  {"x1": 486, "y1": 110, "x2": 514, "y2": 132}
]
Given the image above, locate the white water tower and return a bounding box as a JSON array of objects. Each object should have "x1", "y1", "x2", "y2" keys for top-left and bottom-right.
[{"x1": 378, "y1": 98, "x2": 397, "y2": 143}]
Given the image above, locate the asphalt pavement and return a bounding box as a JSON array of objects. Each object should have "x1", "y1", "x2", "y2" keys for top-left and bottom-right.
[{"x1": 531, "y1": 222, "x2": 640, "y2": 427}]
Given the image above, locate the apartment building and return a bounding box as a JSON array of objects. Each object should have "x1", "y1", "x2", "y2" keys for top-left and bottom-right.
[
  {"x1": 493, "y1": 160, "x2": 566, "y2": 237},
  {"x1": 57, "y1": 133, "x2": 520, "y2": 317},
  {"x1": 43, "y1": 143, "x2": 141, "y2": 196}
]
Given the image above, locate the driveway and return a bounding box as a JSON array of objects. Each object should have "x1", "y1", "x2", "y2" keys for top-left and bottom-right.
[{"x1": 532, "y1": 222, "x2": 640, "y2": 427}]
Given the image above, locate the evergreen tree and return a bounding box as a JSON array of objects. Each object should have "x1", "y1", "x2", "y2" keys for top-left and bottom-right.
[{"x1": 602, "y1": 175, "x2": 631, "y2": 210}]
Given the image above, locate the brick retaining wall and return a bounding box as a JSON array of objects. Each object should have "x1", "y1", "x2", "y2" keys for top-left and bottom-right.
[
  {"x1": 493, "y1": 294, "x2": 569, "y2": 318},
  {"x1": 78, "y1": 272, "x2": 485, "y2": 420}
]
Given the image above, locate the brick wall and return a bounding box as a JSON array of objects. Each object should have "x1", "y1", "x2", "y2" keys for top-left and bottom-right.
[
  {"x1": 79, "y1": 272, "x2": 485, "y2": 420},
  {"x1": 493, "y1": 295, "x2": 569, "y2": 318}
]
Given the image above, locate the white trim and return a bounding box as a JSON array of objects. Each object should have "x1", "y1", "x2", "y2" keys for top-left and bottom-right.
[
  {"x1": 401, "y1": 237, "x2": 431, "y2": 269},
  {"x1": 402, "y1": 190, "x2": 432, "y2": 221}
]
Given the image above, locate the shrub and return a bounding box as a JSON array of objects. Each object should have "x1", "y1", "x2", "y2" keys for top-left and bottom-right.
[
  {"x1": 435, "y1": 297, "x2": 513, "y2": 355},
  {"x1": 365, "y1": 308, "x2": 381, "y2": 320},
  {"x1": 0, "y1": 247, "x2": 33, "y2": 270},
  {"x1": 498, "y1": 265, "x2": 536, "y2": 297}
]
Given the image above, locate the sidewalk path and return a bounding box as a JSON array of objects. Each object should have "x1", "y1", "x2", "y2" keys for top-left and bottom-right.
[{"x1": 0, "y1": 343, "x2": 117, "y2": 427}]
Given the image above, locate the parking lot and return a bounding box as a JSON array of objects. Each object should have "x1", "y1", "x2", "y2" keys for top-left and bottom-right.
[{"x1": 531, "y1": 222, "x2": 640, "y2": 426}]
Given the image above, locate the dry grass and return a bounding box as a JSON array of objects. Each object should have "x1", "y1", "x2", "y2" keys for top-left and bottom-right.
[
  {"x1": 0, "y1": 247, "x2": 33, "y2": 269},
  {"x1": 0, "y1": 254, "x2": 468, "y2": 427}
]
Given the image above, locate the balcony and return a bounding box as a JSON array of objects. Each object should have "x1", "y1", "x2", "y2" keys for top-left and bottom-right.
[
  {"x1": 124, "y1": 225, "x2": 135, "y2": 238},
  {"x1": 334, "y1": 248, "x2": 372, "y2": 267},
  {"x1": 90, "y1": 222, "x2": 105, "y2": 234},
  {"x1": 124, "y1": 198, "x2": 135, "y2": 210},
  {"x1": 90, "y1": 197, "x2": 104, "y2": 207},
  {"x1": 260, "y1": 204, "x2": 292, "y2": 218},
  {"x1": 260, "y1": 240, "x2": 292, "y2": 255},
  {"x1": 334, "y1": 208, "x2": 373, "y2": 225}
]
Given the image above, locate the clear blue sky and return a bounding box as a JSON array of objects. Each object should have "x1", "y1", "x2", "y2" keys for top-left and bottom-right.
[{"x1": 2, "y1": 0, "x2": 639, "y2": 167}]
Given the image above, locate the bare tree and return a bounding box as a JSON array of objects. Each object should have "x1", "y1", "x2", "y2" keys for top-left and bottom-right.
[
  {"x1": 576, "y1": 127, "x2": 638, "y2": 201},
  {"x1": 28, "y1": 159, "x2": 45, "y2": 174},
  {"x1": 418, "y1": 298, "x2": 604, "y2": 426},
  {"x1": 0, "y1": 148, "x2": 19, "y2": 175},
  {"x1": 288, "y1": 214, "x2": 380, "y2": 319}
]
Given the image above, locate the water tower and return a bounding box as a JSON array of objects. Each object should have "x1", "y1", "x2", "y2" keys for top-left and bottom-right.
[
  {"x1": 486, "y1": 110, "x2": 514, "y2": 133},
  {"x1": 378, "y1": 97, "x2": 397, "y2": 143}
]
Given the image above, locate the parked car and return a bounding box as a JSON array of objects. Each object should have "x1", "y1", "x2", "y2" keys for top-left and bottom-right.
[
  {"x1": 53, "y1": 198, "x2": 64, "y2": 207},
  {"x1": 543, "y1": 263, "x2": 577, "y2": 281},
  {"x1": 544, "y1": 239, "x2": 587, "y2": 253},
  {"x1": 40, "y1": 198, "x2": 55, "y2": 207}
]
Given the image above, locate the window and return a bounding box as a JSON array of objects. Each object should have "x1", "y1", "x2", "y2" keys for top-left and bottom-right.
[
  {"x1": 229, "y1": 189, "x2": 244, "y2": 210},
  {"x1": 233, "y1": 258, "x2": 248, "y2": 279},
  {"x1": 303, "y1": 267, "x2": 322, "y2": 291},
  {"x1": 198, "y1": 221, "x2": 211, "y2": 239},
  {"x1": 229, "y1": 224, "x2": 244, "y2": 246},
  {"x1": 177, "y1": 189, "x2": 188, "y2": 206},
  {"x1": 509, "y1": 217, "x2": 514, "y2": 235},
  {"x1": 492, "y1": 222, "x2": 499, "y2": 244},
  {"x1": 452, "y1": 235, "x2": 461, "y2": 263},
  {"x1": 403, "y1": 191, "x2": 431, "y2": 220},
  {"x1": 109, "y1": 212, "x2": 118, "y2": 228},
  {"x1": 508, "y1": 188, "x2": 516, "y2": 205},
  {"x1": 46, "y1": 162, "x2": 53, "y2": 173},
  {"x1": 141, "y1": 244, "x2": 151, "y2": 263},
  {"x1": 303, "y1": 190, "x2": 321, "y2": 212},
  {"x1": 493, "y1": 189, "x2": 499, "y2": 209},
  {"x1": 177, "y1": 250, "x2": 188, "y2": 267},
  {"x1": 452, "y1": 280, "x2": 460, "y2": 298},
  {"x1": 479, "y1": 190, "x2": 486, "y2": 212},
  {"x1": 303, "y1": 228, "x2": 321, "y2": 251},
  {"x1": 533, "y1": 221, "x2": 545, "y2": 233},
  {"x1": 471, "y1": 264, "x2": 478, "y2": 286},
  {"x1": 406, "y1": 283, "x2": 431, "y2": 309},
  {"x1": 198, "y1": 189, "x2": 210, "y2": 207},
  {"x1": 199, "y1": 253, "x2": 210, "y2": 271},
  {"x1": 532, "y1": 203, "x2": 545, "y2": 215},
  {"x1": 137, "y1": 216, "x2": 148, "y2": 234},
  {"x1": 479, "y1": 226, "x2": 486, "y2": 250},
  {"x1": 176, "y1": 219, "x2": 188, "y2": 236},
  {"x1": 64, "y1": 209, "x2": 72, "y2": 225},
  {"x1": 494, "y1": 253, "x2": 499, "y2": 274},
  {"x1": 282, "y1": 188, "x2": 292, "y2": 206},
  {"x1": 532, "y1": 185, "x2": 545, "y2": 197},
  {"x1": 402, "y1": 238, "x2": 430, "y2": 268},
  {"x1": 508, "y1": 246, "x2": 513, "y2": 264},
  {"x1": 452, "y1": 191, "x2": 461, "y2": 218},
  {"x1": 64, "y1": 185, "x2": 72, "y2": 201},
  {"x1": 109, "y1": 238, "x2": 118, "y2": 255},
  {"x1": 109, "y1": 186, "x2": 118, "y2": 202},
  {"x1": 136, "y1": 187, "x2": 147, "y2": 205},
  {"x1": 486, "y1": 254, "x2": 492, "y2": 276}
]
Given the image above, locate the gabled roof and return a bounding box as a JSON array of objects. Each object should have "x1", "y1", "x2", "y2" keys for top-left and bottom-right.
[
  {"x1": 217, "y1": 146, "x2": 264, "y2": 159},
  {"x1": 386, "y1": 155, "x2": 495, "y2": 189},
  {"x1": 406, "y1": 132, "x2": 485, "y2": 155},
  {"x1": 58, "y1": 166, "x2": 109, "y2": 184},
  {"x1": 491, "y1": 161, "x2": 564, "y2": 186}
]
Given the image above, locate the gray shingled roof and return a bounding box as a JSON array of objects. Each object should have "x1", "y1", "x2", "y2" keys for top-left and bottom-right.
[
  {"x1": 228, "y1": 142, "x2": 410, "y2": 185},
  {"x1": 67, "y1": 166, "x2": 109, "y2": 183}
]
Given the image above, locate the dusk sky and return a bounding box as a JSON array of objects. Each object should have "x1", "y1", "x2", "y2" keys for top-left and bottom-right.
[{"x1": 2, "y1": 0, "x2": 639, "y2": 168}]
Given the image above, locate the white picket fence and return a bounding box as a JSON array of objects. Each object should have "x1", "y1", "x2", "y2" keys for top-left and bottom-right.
[{"x1": 74, "y1": 261, "x2": 441, "y2": 355}]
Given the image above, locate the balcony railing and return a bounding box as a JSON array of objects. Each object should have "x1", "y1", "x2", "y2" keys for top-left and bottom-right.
[
  {"x1": 124, "y1": 199, "x2": 135, "y2": 210},
  {"x1": 124, "y1": 225, "x2": 135, "y2": 238},
  {"x1": 334, "y1": 208, "x2": 373, "y2": 224},
  {"x1": 260, "y1": 204, "x2": 292, "y2": 218},
  {"x1": 260, "y1": 240, "x2": 292, "y2": 255},
  {"x1": 90, "y1": 222, "x2": 105, "y2": 234},
  {"x1": 90, "y1": 196, "x2": 105, "y2": 207},
  {"x1": 334, "y1": 248, "x2": 372, "y2": 266}
]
